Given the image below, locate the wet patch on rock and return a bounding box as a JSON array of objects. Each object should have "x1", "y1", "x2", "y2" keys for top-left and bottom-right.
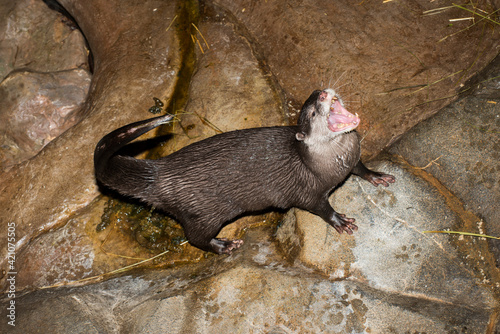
[
  {"x1": 1, "y1": 0, "x2": 499, "y2": 332},
  {"x1": 0, "y1": 0, "x2": 183, "y2": 291}
]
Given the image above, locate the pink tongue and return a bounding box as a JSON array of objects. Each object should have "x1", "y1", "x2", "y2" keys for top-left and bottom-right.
[{"x1": 328, "y1": 100, "x2": 360, "y2": 132}]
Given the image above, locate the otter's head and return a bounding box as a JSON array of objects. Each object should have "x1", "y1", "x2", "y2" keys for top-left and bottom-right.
[{"x1": 296, "y1": 89, "x2": 360, "y2": 143}]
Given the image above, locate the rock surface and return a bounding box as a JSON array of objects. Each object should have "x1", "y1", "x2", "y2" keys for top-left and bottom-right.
[
  {"x1": 0, "y1": 0, "x2": 88, "y2": 81},
  {"x1": 3, "y1": 226, "x2": 496, "y2": 333},
  {"x1": 212, "y1": 0, "x2": 500, "y2": 156},
  {"x1": 0, "y1": 69, "x2": 91, "y2": 168},
  {"x1": 0, "y1": 0, "x2": 499, "y2": 332},
  {"x1": 0, "y1": 0, "x2": 90, "y2": 168},
  {"x1": 0, "y1": 0, "x2": 183, "y2": 288},
  {"x1": 388, "y1": 53, "x2": 500, "y2": 267}
]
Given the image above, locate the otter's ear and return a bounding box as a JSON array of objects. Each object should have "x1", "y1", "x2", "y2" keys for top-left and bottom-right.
[{"x1": 296, "y1": 132, "x2": 306, "y2": 141}]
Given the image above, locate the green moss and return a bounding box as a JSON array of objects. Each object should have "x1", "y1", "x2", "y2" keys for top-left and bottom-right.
[{"x1": 98, "y1": 198, "x2": 187, "y2": 252}]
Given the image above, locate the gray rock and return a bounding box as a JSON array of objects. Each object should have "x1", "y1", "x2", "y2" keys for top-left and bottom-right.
[
  {"x1": 2, "y1": 227, "x2": 492, "y2": 333},
  {"x1": 389, "y1": 66, "x2": 500, "y2": 262}
]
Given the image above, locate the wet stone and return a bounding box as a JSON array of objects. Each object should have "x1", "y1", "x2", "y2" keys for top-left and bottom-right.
[{"x1": 0, "y1": 0, "x2": 499, "y2": 333}]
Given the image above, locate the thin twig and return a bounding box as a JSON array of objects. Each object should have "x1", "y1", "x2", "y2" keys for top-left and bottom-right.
[
  {"x1": 191, "y1": 23, "x2": 210, "y2": 50},
  {"x1": 423, "y1": 230, "x2": 500, "y2": 240},
  {"x1": 165, "y1": 14, "x2": 178, "y2": 32},
  {"x1": 452, "y1": 3, "x2": 500, "y2": 26},
  {"x1": 39, "y1": 241, "x2": 188, "y2": 290},
  {"x1": 415, "y1": 156, "x2": 442, "y2": 170}
]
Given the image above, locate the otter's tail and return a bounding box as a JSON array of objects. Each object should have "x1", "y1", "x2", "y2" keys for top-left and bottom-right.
[{"x1": 94, "y1": 113, "x2": 174, "y2": 199}]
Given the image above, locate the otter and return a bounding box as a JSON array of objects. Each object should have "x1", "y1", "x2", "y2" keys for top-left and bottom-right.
[{"x1": 94, "y1": 89, "x2": 395, "y2": 254}]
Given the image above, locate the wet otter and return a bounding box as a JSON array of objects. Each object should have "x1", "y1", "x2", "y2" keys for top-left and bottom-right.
[{"x1": 94, "y1": 89, "x2": 395, "y2": 254}]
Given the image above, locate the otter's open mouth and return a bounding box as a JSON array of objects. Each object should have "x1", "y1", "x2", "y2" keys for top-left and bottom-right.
[{"x1": 327, "y1": 99, "x2": 360, "y2": 133}]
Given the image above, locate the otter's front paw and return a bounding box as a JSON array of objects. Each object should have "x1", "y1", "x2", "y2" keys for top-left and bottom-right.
[
  {"x1": 330, "y1": 213, "x2": 358, "y2": 235},
  {"x1": 365, "y1": 172, "x2": 395, "y2": 187}
]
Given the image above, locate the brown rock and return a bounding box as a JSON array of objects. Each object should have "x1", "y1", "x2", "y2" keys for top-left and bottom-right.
[
  {"x1": 0, "y1": 0, "x2": 88, "y2": 80},
  {"x1": 0, "y1": 0, "x2": 183, "y2": 290},
  {"x1": 0, "y1": 69, "x2": 91, "y2": 169},
  {"x1": 212, "y1": 0, "x2": 500, "y2": 157}
]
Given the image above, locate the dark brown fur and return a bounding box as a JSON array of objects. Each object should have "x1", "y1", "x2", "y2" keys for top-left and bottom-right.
[{"x1": 94, "y1": 90, "x2": 395, "y2": 254}]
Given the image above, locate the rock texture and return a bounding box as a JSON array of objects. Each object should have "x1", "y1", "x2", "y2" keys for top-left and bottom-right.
[
  {"x1": 3, "y1": 226, "x2": 496, "y2": 333},
  {"x1": 0, "y1": 69, "x2": 91, "y2": 168},
  {"x1": 0, "y1": 0, "x2": 499, "y2": 332},
  {"x1": 212, "y1": 0, "x2": 500, "y2": 156},
  {"x1": 0, "y1": 0, "x2": 90, "y2": 168},
  {"x1": 389, "y1": 53, "x2": 500, "y2": 266},
  {"x1": 0, "y1": 0, "x2": 183, "y2": 289}
]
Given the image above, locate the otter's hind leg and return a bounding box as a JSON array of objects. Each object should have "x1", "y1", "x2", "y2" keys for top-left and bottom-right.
[
  {"x1": 208, "y1": 238, "x2": 244, "y2": 254},
  {"x1": 182, "y1": 219, "x2": 243, "y2": 255}
]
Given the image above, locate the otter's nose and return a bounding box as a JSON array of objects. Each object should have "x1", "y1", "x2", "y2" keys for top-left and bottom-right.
[{"x1": 319, "y1": 91, "x2": 328, "y2": 102}]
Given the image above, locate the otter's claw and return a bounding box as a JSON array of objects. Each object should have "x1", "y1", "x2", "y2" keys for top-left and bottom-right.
[
  {"x1": 210, "y1": 238, "x2": 244, "y2": 255},
  {"x1": 330, "y1": 213, "x2": 358, "y2": 235},
  {"x1": 365, "y1": 172, "x2": 395, "y2": 187}
]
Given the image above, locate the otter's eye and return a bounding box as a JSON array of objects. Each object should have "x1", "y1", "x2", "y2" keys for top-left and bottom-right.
[{"x1": 311, "y1": 111, "x2": 316, "y2": 117}]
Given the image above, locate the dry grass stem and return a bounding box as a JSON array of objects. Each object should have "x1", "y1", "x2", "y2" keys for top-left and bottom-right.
[
  {"x1": 423, "y1": 230, "x2": 500, "y2": 240},
  {"x1": 176, "y1": 110, "x2": 224, "y2": 134},
  {"x1": 452, "y1": 3, "x2": 500, "y2": 26},
  {"x1": 165, "y1": 14, "x2": 178, "y2": 32},
  {"x1": 410, "y1": 70, "x2": 464, "y2": 95},
  {"x1": 191, "y1": 34, "x2": 205, "y2": 54},
  {"x1": 422, "y1": 6, "x2": 455, "y2": 16},
  {"x1": 192, "y1": 23, "x2": 210, "y2": 49},
  {"x1": 40, "y1": 241, "x2": 188, "y2": 290},
  {"x1": 449, "y1": 17, "x2": 474, "y2": 22},
  {"x1": 416, "y1": 156, "x2": 442, "y2": 170}
]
